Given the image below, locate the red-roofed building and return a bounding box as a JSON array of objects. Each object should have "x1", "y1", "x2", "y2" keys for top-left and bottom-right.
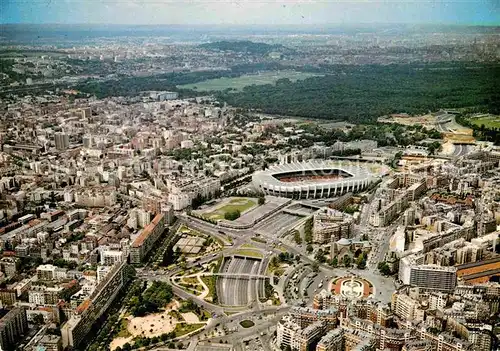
[
  {"x1": 75, "y1": 299, "x2": 91, "y2": 315},
  {"x1": 130, "y1": 213, "x2": 166, "y2": 264}
]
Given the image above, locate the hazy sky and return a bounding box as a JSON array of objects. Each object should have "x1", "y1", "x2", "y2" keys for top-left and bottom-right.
[{"x1": 2, "y1": 0, "x2": 499, "y2": 25}]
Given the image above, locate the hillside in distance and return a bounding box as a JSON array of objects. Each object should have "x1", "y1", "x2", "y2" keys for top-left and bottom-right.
[{"x1": 199, "y1": 40, "x2": 291, "y2": 55}]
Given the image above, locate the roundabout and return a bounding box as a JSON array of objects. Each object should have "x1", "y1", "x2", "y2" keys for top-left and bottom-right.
[{"x1": 330, "y1": 276, "x2": 373, "y2": 299}]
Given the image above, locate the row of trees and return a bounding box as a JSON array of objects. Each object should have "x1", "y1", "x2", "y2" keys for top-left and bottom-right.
[
  {"x1": 162, "y1": 241, "x2": 181, "y2": 266},
  {"x1": 322, "y1": 252, "x2": 367, "y2": 269},
  {"x1": 178, "y1": 299, "x2": 209, "y2": 320},
  {"x1": 117, "y1": 332, "x2": 182, "y2": 351},
  {"x1": 284, "y1": 119, "x2": 442, "y2": 149},
  {"x1": 292, "y1": 229, "x2": 302, "y2": 245},
  {"x1": 304, "y1": 217, "x2": 313, "y2": 244}
]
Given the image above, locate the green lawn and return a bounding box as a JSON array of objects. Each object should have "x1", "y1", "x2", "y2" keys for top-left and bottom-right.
[
  {"x1": 178, "y1": 276, "x2": 204, "y2": 295},
  {"x1": 169, "y1": 310, "x2": 185, "y2": 322},
  {"x1": 200, "y1": 276, "x2": 217, "y2": 302},
  {"x1": 116, "y1": 319, "x2": 131, "y2": 338},
  {"x1": 251, "y1": 237, "x2": 267, "y2": 244},
  {"x1": 239, "y1": 320, "x2": 255, "y2": 328},
  {"x1": 178, "y1": 283, "x2": 203, "y2": 296},
  {"x1": 177, "y1": 224, "x2": 201, "y2": 236},
  {"x1": 203, "y1": 197, "x2": 257, "y2": 221},
  {"x1": 468, "y1": 115, "x2": 500, "y2": 129},
  {"x1": 233, "y1": 249, "x2": 264, "y2": 259},
  {"x1": 200, "y1": 310, "x2": 211, "y2": 321},
  {"x1": 183, "y1": 277, "x2": 200, "y2": 285},
  {"x1": 174, "y1": 322, "x2": 205, "y2": 337},
  {"x1": 178, "y1": 70, "x2": 321, "y2": 92}
]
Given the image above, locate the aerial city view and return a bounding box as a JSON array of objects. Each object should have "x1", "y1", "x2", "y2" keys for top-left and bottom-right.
[{"x1": 0, "y1": 1, "x2": 499, "y2": 351}]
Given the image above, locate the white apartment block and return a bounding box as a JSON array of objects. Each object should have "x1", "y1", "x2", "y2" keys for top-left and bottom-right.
[
  {"x1": 100, "y1": 250, "x2": 125, "y2": 266},
  {"x1": 36, "y1": 264, "x2": 67, "y2": 281},
  {"x1": 168, "y1": 178, "x2": 221, "y2": 210}
]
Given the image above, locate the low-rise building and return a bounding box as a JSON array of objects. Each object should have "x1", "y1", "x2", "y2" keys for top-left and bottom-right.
[{"x1": 37, "y1": 334, "x2": 63, "y2": 351}]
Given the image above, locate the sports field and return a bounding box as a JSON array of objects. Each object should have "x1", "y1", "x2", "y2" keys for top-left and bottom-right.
[
  {"x1": 178, "y1": 70, "x2": 321, "y2": 92},
  {"x1": 203, "y1": 197, "x2": 258, "y2": 221},
  {"x1": 468, "y1": 114, "x2": 500, "y2": 129}
]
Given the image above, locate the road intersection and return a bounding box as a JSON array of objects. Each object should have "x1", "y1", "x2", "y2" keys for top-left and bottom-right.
[{"x1": 140, "y1": 196, "x2": 400, "y2": 349}]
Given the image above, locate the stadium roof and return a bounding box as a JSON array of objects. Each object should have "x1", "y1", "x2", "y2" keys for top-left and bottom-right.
[{"x1": 253, "y1": 160, "x2": 374, "y2": 187}]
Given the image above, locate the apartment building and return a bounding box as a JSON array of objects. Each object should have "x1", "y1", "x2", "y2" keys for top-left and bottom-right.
[
  {"x1": 290, "y1": 306, "x2": 338, "y2": 330},
  {"x1": 415, "y1": 329, "x2": 472, "y2": 351},
  {"x1": 313, "y1": 209, "x2": 354, "y2": 244},
  {"x1": 28, "y1": 285, "x2": 64, "y2": 305},
  {"x1": 402, "y1": 340, "x2": 434, "y2": 351},
  {"x1": 467, "y1": 325, "x2": 492, "y2": 351},
  {"x1": 316, "y1": 328, "x2": 344, "y2": 351},
  {"x1": 344, "y1": 329, "x2": 377, "y2": 351},
  {"x1": 391, "y1": 293, "x2": 421, "y2": 321},
  {"x1": 100, "y1": 250, "x2": 125, "y2": 266},
  {"x1": 73, "y1": 187, "x2": 117, "y2": 207},
  {"x1": 277, "y1": 315, "x2": 301, "y2": 350},
  {"x1": 312, "y1": 290, "x2": 349, "y2": 317},
  {"x1": 61, "y1": 262, "x2": 126, "y2": 348},
  {"x1": 54, "y1": 132, "x2": 69, "y2": 150},
  {"x1": 37, "y1": 334, "x2": 63, "y2": 351},
  {"x1": 296, "y1": 321, "x2": 325, "y2": 351},
  {"x1": 343, "y1": 317, "x2": 416, "y2": 351},
  {"x1": 0, "y1": 290, "x2": 17, "y2": 307},
  {"x1": 0, "y1": 257, "x2": 17, "y2": 278},
  {"x1": 36, "y1": 264, "x2": 67, "y2": 281},
  {"x1": 168, "y1": 177, "x2": 220, "y2": 210},
  {"x1": 409, "y1": 265, "x2": 457, "y2": 292},
  {"x1": 0, "y1": 307, "x2": 28, "y2": 350},
  {"x1": 370, "y1": 193, "x2": 409, "y2": 227},
  {"x1": 130, "y1": 213, "x2": 165, "y2": 264}
]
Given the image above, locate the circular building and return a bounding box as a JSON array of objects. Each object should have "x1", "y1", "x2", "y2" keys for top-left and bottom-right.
[{"x1": 252, "y1": 160, "x2": 376, "y2": 199}]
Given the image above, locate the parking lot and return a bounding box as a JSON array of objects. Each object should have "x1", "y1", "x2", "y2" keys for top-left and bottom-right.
[
  {"x1": 235, "y1": 196, "x2": 290, "y2": 226},
  {"x1": 255, "y1": 211, "x2": 302, "y2": 236}
]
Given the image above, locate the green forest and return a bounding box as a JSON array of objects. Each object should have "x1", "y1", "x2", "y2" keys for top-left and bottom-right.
[
  {"x1": 129, "y1": 281, "x2": 174, "y2": 317},
  {"x1": 199, "y1": 40, "x2": 289, "y2": 54},
  {"x1": 217, "y1": 64, "x2": 500, "y2": 123},
  {"x1": 73, "y1": 62, "x2": 286, "y2": 99},
  {"x1": 71, "y1": 62, "x2": 500, "y2": 125}
]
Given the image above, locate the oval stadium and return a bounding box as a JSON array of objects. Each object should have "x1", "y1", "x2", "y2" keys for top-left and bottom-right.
[{"x1": 252, "y1": 160, "x2": 377, "y2": 199}]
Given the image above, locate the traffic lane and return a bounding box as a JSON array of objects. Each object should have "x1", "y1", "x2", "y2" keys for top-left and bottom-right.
[
  {"x1": 170, "y1": 285, "x2": 225, "y2": 315},
  {"x1": 207, "y1": 314, "x2": 283, "y2": 345},
  {"x1": 185, "y1": 217, "x2": 282, "y2": 255},
  {"x1": 203, "y1": 307, "x2": 289, "y2": 336},
  {"x1": 306, "y1": 271, "x2": 328, "y2": 300}
]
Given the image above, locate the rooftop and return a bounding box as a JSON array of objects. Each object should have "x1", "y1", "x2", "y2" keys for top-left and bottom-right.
[{"x1": 131, "y1": 213, "x2": 164, "y2": 248}]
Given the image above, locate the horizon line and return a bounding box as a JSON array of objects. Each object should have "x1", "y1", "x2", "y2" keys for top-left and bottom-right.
[{"x1": 1, "y1": 22, "x2": 499, "y2": 27}]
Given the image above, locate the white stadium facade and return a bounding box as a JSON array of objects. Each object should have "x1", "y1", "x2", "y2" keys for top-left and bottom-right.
[{"x1": 252, "y1": 160, "x2": 376, "y2": 199}]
